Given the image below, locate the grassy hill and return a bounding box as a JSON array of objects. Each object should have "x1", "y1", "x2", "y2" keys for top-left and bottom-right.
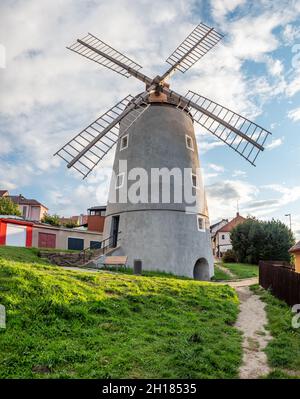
[{"x1": 0, "y1": 247, "x2": 242, "y2": 379}]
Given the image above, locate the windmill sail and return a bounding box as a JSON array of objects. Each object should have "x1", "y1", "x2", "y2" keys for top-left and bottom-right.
[
  {"x1": 67, "y1": 33, "x2": 151, "y2": 84},
  {"x1": 162, "y1": 23, "x2": 223, "y2": 80},
  {"x1": 55, "y1": 94, "x2": 149, "y2": 178},
  {"x1": 179, "y1": 91, "x2": 271, "y2": 165}
]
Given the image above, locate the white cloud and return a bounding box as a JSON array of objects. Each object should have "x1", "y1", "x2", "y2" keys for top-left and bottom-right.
[
  {"x1": 266, "y1": 58, "x2": 284, "y2": 77},
  {"x1": 232, "y1": 170, "x2": 247, "y2": 178},
  {"x1": 264, "y1": 184, "x2": 300, "y2": 206},
  {"x1": 206, "y1": 179, "x2": 258, "y2": 221},
  {"x1": 265, "y1": 137, "x2": 284, "y2": 150},
  {"x1": 282, "y1": 24, "x2": 300, "y2": 45},
  {"x1": 198, "y1": 139, "x2": 225, "y2": 154},
  {"x1": 208, "y1": 163, "x2": 225, "y2": 173},
  {"x1": 211, "y1": 0, "x2": 246, "y2": 22},
  {"x1": 287, "y1": 107, "x2": 300, "y2": 121}
]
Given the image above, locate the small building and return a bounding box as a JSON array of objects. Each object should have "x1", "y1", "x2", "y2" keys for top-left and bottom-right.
[
  {"x1": 0, "y1": 216, "x2": 103, "y2": 251},
  {"x1": 211, "y1": 213, "x2": 246, "y2": 258},
  {"x1": 0, "y1": 217, "x2": 33, "y2": 247},
  {"x1": 32, "y1": 223, "x2": 102, "y2": 251},
  {"x1": 86, "y1": 205, "x2": 106, "y2": 233},
  {"x1": 210, "y1": 219, "x2": 228, "y2": 237},
  {"x1": 289, "y1": 241, "x2": 300, "y2": 273}
]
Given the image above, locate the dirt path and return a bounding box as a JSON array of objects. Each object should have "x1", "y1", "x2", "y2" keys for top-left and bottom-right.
[
  {"x1": 226, "y1": 277, "x2": 258, "y2": 288},
  {"x1": 235, "y1": 286, "x2": 272, "y2": 379}
]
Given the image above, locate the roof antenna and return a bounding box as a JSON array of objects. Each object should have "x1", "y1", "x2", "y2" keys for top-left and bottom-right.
[{"x1": 237, "y1": 199, "x2": 240, "y2": 216}]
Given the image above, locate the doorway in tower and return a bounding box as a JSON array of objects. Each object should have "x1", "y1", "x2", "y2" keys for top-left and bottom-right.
[
  {"x1": 193, "y1": 258, "x2": 210, "y2": 281},
  {"x1": 111, "y1": 215, "x2": 120, "y2": 247}
]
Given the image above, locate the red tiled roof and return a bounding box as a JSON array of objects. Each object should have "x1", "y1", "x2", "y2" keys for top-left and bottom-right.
[
  {"x1": 289, "y1": 241, "x2": 300, "y2": 253},
  {"x1": 0, "y1": 190, "x2": 8, "y2": 197},
  {"x1": 8, "y1": 195, "x2": 48, "y2": 209},
  {"x1": 217, "y1": 213, "x2": 246, "y2": 233}
]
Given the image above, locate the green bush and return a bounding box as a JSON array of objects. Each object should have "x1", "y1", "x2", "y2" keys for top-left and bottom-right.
[
  {"x1": 41, "y1": 213, "x2": 61, "y2": 227},
  {"x1": 231, "y1": 218, "x2": 295, "y2": 264},
  {"x1": 222, "y1": 249, "x2": 237, "y2": 263},
  {"x1": 0, "y1": 197, "x2": 21, "y2": 216}
]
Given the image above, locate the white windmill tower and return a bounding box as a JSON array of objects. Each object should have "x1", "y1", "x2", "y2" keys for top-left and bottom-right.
[{"x1": 55, "y1": 23, "x2": 271, "y2": 280}]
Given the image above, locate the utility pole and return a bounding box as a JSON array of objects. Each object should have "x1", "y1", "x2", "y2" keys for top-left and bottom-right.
[{"x1": 285, "y1": 213, "x2": 292, "y2": 231}]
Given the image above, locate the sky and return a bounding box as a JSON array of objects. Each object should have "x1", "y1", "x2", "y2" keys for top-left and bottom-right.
[{"x1": 0, "y1": 0, "x2": 300, "y2": 239}]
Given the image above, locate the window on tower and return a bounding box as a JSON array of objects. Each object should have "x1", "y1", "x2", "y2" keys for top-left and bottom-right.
[
  {"x1": 191, "y1": 173, "x2": 198, "y2": 189},
  {"x1": 197, "y1": 216, "x2": 205, "y2": 232},
  {"x1": 120, "y1": 134, "x2": 129, "y2": 151},
  {"x1": 185, "y1": 135, "x2": 194, "y2": 151}
]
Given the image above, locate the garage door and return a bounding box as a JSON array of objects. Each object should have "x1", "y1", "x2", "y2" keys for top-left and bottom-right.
[
  {"x1": 68, "y1": 237, "x2": 84, "y2": 251},
  {"x1": 38, "y1": 232, "x2": 56, "y2": 249},
  {"x1": 90, "y1": 240, "x2": 102, "y2": 249},
  {"x1": 6, "y1": 224, "x2": 27, "y2": 247}
]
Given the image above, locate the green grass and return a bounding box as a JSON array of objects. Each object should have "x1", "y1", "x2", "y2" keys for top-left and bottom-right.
[
  {"x1": 211, "y1": 265, "x2": 233, "y2": 281},
  {"x1": 221, "y1": 263, "x2": 258, "y2": 279},
  {"x1": 93, "y1": 265, "x2": 192, "y2": 280},
  {"x1": 0, "y1": 247, "x2": 242, "y2": 379},
  {"x1": 251, "y1": 285, "x2": 300, "y2": 379}
]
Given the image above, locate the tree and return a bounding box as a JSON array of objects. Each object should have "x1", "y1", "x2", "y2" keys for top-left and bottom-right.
[
  {"x1": 0, "y1": 197, "x2": 21, "y2": 216},
  {"x1": 63, "y1": 221, "x2": 78, "y2": 228},
  {"x1": 41, "y1": 213, "x2": 61, "y2": 227},
  {"x1": 231, "y1": 218, "x2": 295, "y2": 264}
]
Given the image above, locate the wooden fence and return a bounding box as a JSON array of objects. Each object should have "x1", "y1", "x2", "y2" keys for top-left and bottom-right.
[{"x1": 259, "y1": 261, "x2": 300, "y2": 306}]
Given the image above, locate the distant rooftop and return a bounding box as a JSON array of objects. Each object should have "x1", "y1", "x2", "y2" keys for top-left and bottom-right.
[
  {"x1": 0, "y1": 190, "x2": 8, "y2": 197},
  {"x1": 87, "y1": 205, "x2": 107, "y2": 211},
  {"x1": 217, "y1": 213, "x2": 246, "y2": 233},
  {"x1": 289, "y1": 241, "x2": 300, "y2": 253},
  {"x1": 0, "y1": 190, "x2": 48, "y2": 209}
]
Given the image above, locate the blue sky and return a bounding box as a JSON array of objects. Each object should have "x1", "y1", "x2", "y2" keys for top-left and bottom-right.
[{"x1": 0, "y1": 0, "x2": 300, "y2": 238}]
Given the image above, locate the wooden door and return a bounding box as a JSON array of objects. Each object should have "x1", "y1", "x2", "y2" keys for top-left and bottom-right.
[{"x1": 38, "y1": 232, "x2": 56, "y2": 248}]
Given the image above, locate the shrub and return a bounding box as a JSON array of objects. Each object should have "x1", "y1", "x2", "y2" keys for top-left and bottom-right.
[
  {"x1": 41, "y1": 213, "x2": 61, "y2": 227},
  {"x1": 231, "y1": 218, "x2": 295, "y2": 264},
  {"x1": 222, "y1": 249, "x2": 237, "y2": 263},
  {"x1": 0, "y1": 197, "x2": 21, "y2": 216}
]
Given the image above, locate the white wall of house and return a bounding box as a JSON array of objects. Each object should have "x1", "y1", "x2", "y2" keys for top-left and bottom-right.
[
  {"x1": 19, "y1": 204, "x2": 47, "y2": 221},
  {"x1": 216, "y1": 232, "x2": 232, "y2": 257}
]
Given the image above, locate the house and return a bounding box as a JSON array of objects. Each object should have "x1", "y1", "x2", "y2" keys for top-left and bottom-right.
[
  {"x1": 210, "y1": 219, "x2": 228, "y2": 237},
  {"x1": 0, "y1": 190, "x2": 48, "y2": 221},
  {"x1": 0, "y1": 216, "x2": 103, "y2": 250},
  {"x1": 211, "y1": 212, "x2": 246, "y2": 258},
  {"x1": 0, "y1": 190, "x2": 9, "y2": 197},
  {"x1": 289, "y1": 241, "x2": 300, "y2": 273}
]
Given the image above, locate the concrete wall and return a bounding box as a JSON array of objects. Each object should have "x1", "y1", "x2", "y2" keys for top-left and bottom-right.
[
  {"x1": 104, "y1": 103, "x2": 214, "y2": 280},
  {"x1": 32, "y1": 225, "x2": 102, "y2": 250}
]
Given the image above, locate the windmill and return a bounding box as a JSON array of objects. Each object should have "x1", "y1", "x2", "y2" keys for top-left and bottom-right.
[{"x1": 55, "y1": 23, "x2": 271, "y2": 280}]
